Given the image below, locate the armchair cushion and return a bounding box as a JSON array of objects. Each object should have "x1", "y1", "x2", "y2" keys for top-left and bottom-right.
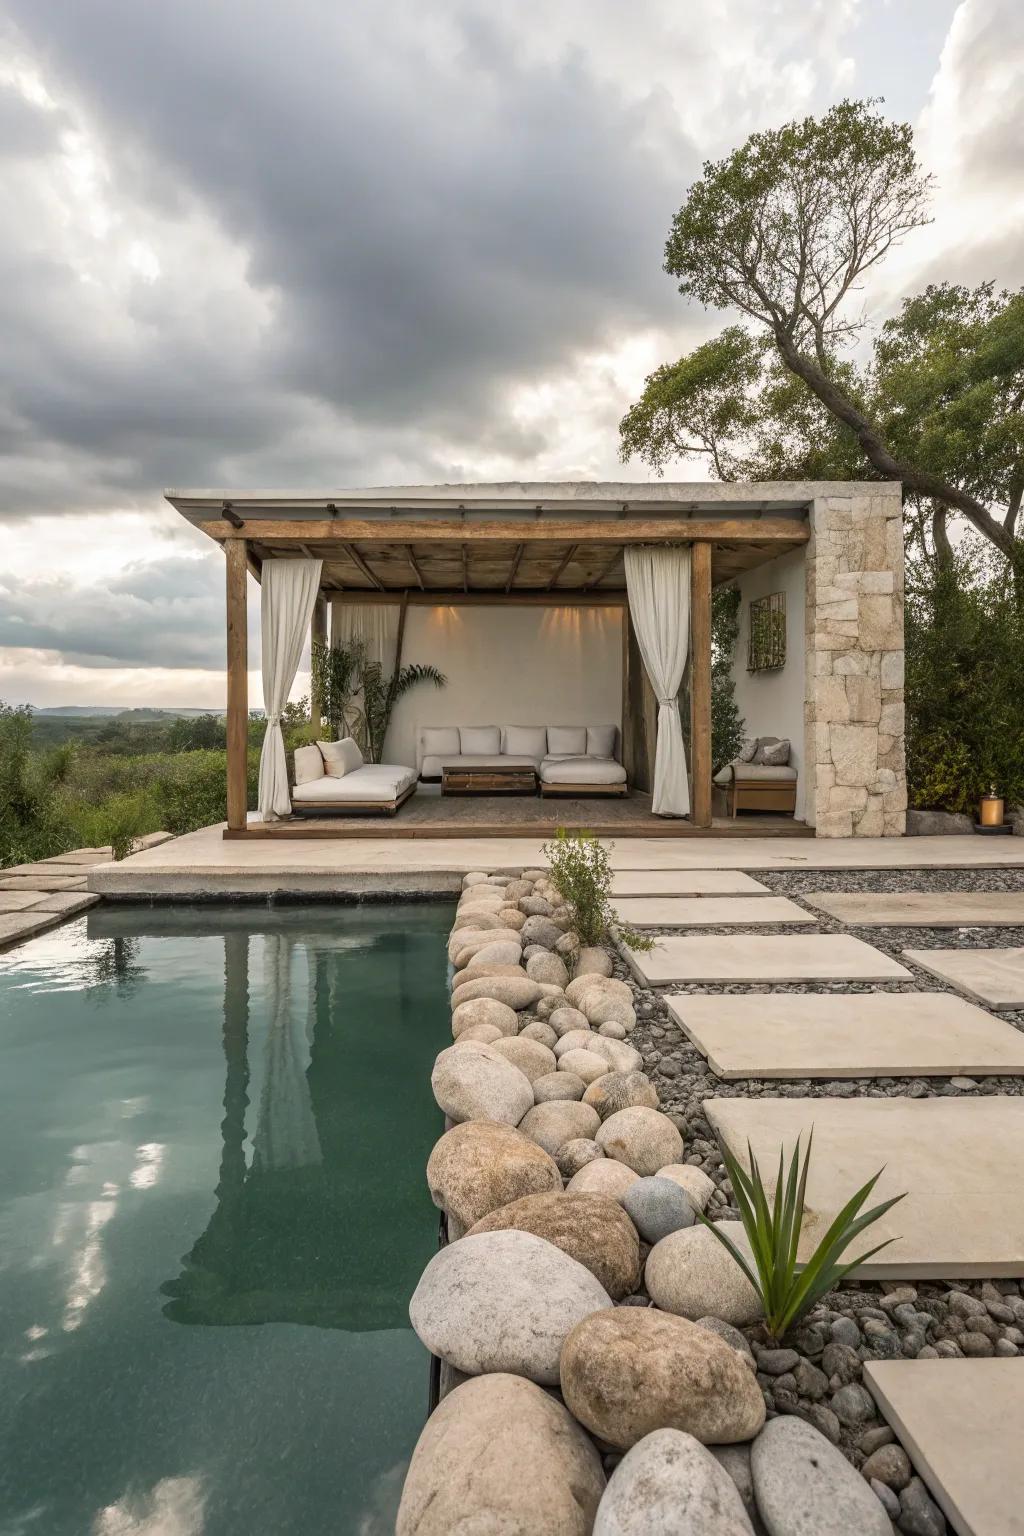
[
  {"x1": 294, "y1": 744, "x2": 325, "y2": 784},
  {"x1": 459, "y1": 725, "x2": 500, "y2": 754},
  {"x1": 319, "y1": 737, "x2": 363, "y2": 777},
  {"x1": 586, "y1": 725, "x2": 617, "y2": 759},
  {"x1": 502, "y1": 725, "x2": 548, "y2": 760},
  {"x1": 547, "y1": 725, "x2": 587, "y2": 756}
]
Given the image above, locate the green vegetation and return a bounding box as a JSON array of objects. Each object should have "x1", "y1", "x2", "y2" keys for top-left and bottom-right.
[
  {"x1": 542, "y1": 830, "x2": 653, "y2": 954},
  {"x1": 710, "y1": 587, "x2": 746, "y2": 772},
  {"x1": 310, "y1": 638, "x2": 446, "y2": 762},
  {"x1": 700, "y1": 1131, "x2": 905, "y2": 1343}
]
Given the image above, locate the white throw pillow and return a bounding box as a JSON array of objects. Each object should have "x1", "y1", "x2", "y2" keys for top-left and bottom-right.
[
  {"x1": 421, "y1": 726, "x2": 460, "y2": 758},
  {"x1": 293, "y1": 744, "x2": 325, "y2": 785},
  {"x1": 586, "y1": 725, "x2": 617, "y2": 760},
  {"x1": 460, "y1": 726, "x2": 500, "y2": 754},
  {"x1": 547, "y1": 725, "x2": 587, "y2": 756},
  {"x1": 502, "y1": 725, "x2": 548, "y2": 759},
  {"x1": 318, "y1": 737, "x2": 364, "y2": 777}
]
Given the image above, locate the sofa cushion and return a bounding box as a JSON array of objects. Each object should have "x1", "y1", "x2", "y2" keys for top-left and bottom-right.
[
  {"x1": 502, "y1": 725, "x2": 547, "y2": 761},
  {"x1": 293, "y1": 764, "x2": 416, "y2": 803},
  {"x1": 547, "y1": 725, "x2": 587, "y2": 756},
  {"x1": 737, "y1": 739, "x2": 757, "y2": 764},
  {"x1": 715, "y1": 761, "x2": 797, "y2": 785},
  {"x1": 586, "y1": 725, "x2": 617, "y2": 760},
  {"x1": 540, "y1": 755, "x2": 627, "y2": 786},
  {"x1": 460, "y1": 725, "x2": 500, "y2": 754},
  {"x1": 319, "y1": 737, "x2": 363, "y2": 777},
  {"x1": 294, "y1": 743, "x2": 325, "y2": 785},
  {"x1": 420, "y1": 726, "x2": 460, "y2": 761}
]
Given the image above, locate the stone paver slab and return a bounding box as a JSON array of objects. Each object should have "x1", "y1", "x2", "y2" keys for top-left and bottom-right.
[
  {"x1": 0, "y1": 891, "x2": 44, "y2": 912},
  {"x1": 40, "y1": 847, "x2": 112, "y2": 864},
  {"x1": 809, "y1": 891, "x2": 1024, "y2": 927},
  {"x1": 665, "y1": 992, "x2": 1024, "y2": 1078},
  {"x1": 0, "y1": 913, "x2": 60, "y2": 949},
  {"x1": 627, "y1": 933, "x2": 911, "y2": 985},
  {"x1": 706, "y1": 1095, "x2": 1024, "y2": 1278},
  {"x1": 904, "y1": 948, "x2": 1024, "y2": 1011},
  {"x1": 0, "y1": 876, "x2": 87, "y2": 892},
  {"x1": 30, "y1": 892, "x2": 100, "y2": 914},
  {"x1": 615, "y1": 896, "x2": 814, "y2": 928},
  {"x1": 865, "y1": 1359, "x2": 1024, "y2": 1536},
  {"x1": 610, "y1": 871, "x2": 771, "y2": 896}
]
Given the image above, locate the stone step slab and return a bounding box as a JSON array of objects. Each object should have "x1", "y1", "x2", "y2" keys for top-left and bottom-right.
[
  {"x1": 609, "y1": 871, "x2": 771, "y2": 896},
  {"x1": 614, "y1": 896, "x2": 815, "y2": 928},
  {"x1": 809, "y1": 891, "x2": 1024, "y2": 927},
  {"x1": 706, "y1": 1095, "x2": 1024, "y2": 1278},
  {"x1": 664, "y1": 991, "x2": 1024, "y2": 1079},
  {"x1": 865, "y1": 1359, "x2": 1024, "y2": 1536},
  {"x1": 0, "y1": 891, "x2": 44, "y2": 912},
  {"x1": 0, "y1": 913, "x2": 62, "y2": 950},
  {"x1": 0, "y1": 875, "x2": 87, "y2": 892},
  {"x1": 903, "y1": 948, "x2": 1024, "y2": 1011},
  {"x1": 30, "y1": 892, "x2": 100, "y2": 915},
  {"x1": 626, "y1": 933, "x2": 911, "y2": 986}
]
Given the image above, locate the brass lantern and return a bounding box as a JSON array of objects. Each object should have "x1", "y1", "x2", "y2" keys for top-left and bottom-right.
[{"x1": 980, "y1": 786, "x2": 1005, "y2": 827}]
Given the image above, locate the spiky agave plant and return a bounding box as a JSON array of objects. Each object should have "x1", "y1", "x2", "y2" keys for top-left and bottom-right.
[{"x1": 699, "y1": 1130, "x2": 905, "y2": 1342}]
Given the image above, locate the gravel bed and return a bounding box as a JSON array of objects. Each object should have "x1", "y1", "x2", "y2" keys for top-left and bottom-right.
[{"x1": 755, "y1": 866, "x2": 1024, "y2": 896}]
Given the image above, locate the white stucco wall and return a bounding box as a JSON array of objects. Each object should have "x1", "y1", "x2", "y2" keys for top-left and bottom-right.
[
  {"x1": 384, "y1": 604, "x2": 624, "y2": 769},
  {"x1": 730, "y1": 548, "x2": 808, "y2": 822}
]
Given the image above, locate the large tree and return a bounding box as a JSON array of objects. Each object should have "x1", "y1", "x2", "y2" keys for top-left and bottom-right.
[{"x1": 622, "y1": 100, "x2": 1024, "y2": 575}]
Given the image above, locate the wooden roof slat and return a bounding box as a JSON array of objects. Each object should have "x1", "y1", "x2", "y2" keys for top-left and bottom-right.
[
  {"x1": 505, "y1": 543, "x2": 526, "y2": 592},
  {"x1": 547, "y1": 544, "x2": 579, "y2": 591},
  {"x1": 342, "y1": 542, "x2": 384, "y2": 591},
  {"x1": 406, "y1": 544, "x2": 425, "y2": 590}
]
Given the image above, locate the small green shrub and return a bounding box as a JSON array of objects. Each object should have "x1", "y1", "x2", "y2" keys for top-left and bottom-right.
[
  {"x1": 699, "y1": 1130, "x2": 905, "y2": 1343},
  {"x1": 541, "y1": 830, "x2": 653, "y2": 953}
]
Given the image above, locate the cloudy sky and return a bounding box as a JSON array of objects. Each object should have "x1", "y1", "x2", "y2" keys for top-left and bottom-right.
[{"x1": 1, "y1": 0, "x2": 1020, "y2": 709}]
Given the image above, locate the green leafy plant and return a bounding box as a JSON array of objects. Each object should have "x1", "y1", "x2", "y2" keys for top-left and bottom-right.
[
  {"x1": 710, "y1": 586, "x2": 746, "y2": 772},
  {"x1": 310, "y1": 638, "x2": 366, "y2": 743},
  {"x1": 699, "y1": 1130, "x2": 905, "y2": 1343},
  {"x1": 541, "y1": 830, "x2": 653, "y2": 953},
  {"x1": 361, "y1": 660, "x2": 446, "y2": 764}
]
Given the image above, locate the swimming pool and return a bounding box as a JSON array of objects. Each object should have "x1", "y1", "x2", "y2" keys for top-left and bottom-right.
[{"x1": 0, "y1": 903, "x2": 451, "y2": 1536}]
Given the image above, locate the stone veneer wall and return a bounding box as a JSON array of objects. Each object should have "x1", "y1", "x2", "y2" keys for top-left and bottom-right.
[{"x1": 804, "y1": 485, "x2": 907, "y2": 837}]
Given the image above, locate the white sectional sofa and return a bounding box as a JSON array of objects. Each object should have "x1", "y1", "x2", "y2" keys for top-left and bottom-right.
[
  {"x1": 290, "y1": 740, "x2": 417, "y2": 815},
  {"x1": 416, "y1": 724, "x2": 628, "y2": 796}
]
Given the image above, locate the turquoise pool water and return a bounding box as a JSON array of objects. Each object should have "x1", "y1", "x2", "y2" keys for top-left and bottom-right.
[{"x1": 0, "y1": 904, "x2": 451, "y2": 1536}]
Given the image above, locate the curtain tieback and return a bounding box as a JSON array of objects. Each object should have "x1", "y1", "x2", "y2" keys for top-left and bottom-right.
[
  {"x1": 266, "y1": 712, "x2": 282, "y2": 727},
  {"x1": 657, "y1": 697, "x2": 679, "y2": 709}
]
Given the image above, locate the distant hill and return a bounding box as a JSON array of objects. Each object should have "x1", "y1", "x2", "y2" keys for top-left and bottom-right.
[{"x1": 33, "y1": 706, "x2": 217, "y2": 718}]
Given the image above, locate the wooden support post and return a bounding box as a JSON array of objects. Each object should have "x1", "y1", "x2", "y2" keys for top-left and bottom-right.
[
  {"x1": 310, "y1": 595, "x2": 328, "y2": 726},
  {"x1": 690, "y1": 541, "x2": 713, "y2": 828},
  {"x1": 225, "y1": 538, "x2": 249, "y2": 831}
]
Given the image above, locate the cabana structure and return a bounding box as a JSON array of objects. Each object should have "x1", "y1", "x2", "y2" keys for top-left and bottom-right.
[{"x1": 167, "y1": 481, "x2": 907, "y2": 840}]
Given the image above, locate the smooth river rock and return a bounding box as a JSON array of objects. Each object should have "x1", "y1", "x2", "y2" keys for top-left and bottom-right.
[
  {"x1": 533, "y1": 1070, "x2": 586, "y2": 1103},
  {"x1": 518, "y1": 1099, "x2": 601, "y2": 1157},
  {"x1": 566, "y1": 974, "x2": 633, "y2": 1009},
  {"x1": 584, "y1": 1070, "x2": 659, "y2": 1121},
  {"x1": 645, "y1": 1223, "x2": 763, "y2": 1328},
  {"x1": 549, "y1": 1005, "x2": 591, "y2": 1037},
  {"x1": 567, "y1": 1158, "x2": 641, "y2": 1201},
  {"x1": 594, "y1": 1430, "x2": 756, "y2": 1536},
  {"x1": 556, "y1": 1138, "x2": 603, "y2": 1179},
  {"x1": 575, "y1": 946, "x2": 614, "y2": 979},
  {"x1": 623, "y1": 1176, "x2": 697, "y2": 1243},
  {"x1": 527, "y1": 950, "x2": 571, "y2": 988},
  {"x1": 451, "y1": 996, "x2": 520, "y2": 1038},
  {"x1": 559, "y1": 1048, "x2": 612, "y2": 1085},
  {"x1": 455, "y1": 938, "x2": 523, "y2": 971},
  {"x1": 448, "y1": 925, "x2": 521, "y2": 963},
  {"x1": 520, "y1": 914, "x2": 564, "y2": 950},
  {"x1": 490, "y1": 1035, "x2": 557, "y2": 1083},
  {"x1": 410, "y1": 1229, "x2": 613, "y2": 1383},
  {"x1": 431, "y1": 1042, "x2": 534, "y2": 1126},
  {"x1": 452, "y1": 1022, "x2": 503, "y2": 1044},
  {"x1": 561, "y1": 1308, "x2": 766, "y2": 1449},
  {"x1": 750, "y1": 1416, "x2": 892, "y2": 1536},
  {"x1": 450, "y1": 974, "x2": 552, "y2": 1012},
  {"x1": 554, "y1": 1028, "x2": 598, "y2": 1058},
  {"x1": 396, "y1": 1373, "x2": 605, "y2": 1536},
  {"x1": 587, "y1": 1036, "x2": 643, "y2": 1074},
  {"x1": 519, "y1": 1020, "x2": 558, "y2": 1048},
  {"x1": 656, "y1": 1163, "x2": 716, "y2": 1213},
  {"x1": 467, "y1": 1190, "x2": 641, "y2": 1299},
  {"x1": 427, "y1": 1120, "x2": 562, "y2": 1229},
  {"x1": 595, "y1": 1107, "x2": 684, "y2": 1176}
]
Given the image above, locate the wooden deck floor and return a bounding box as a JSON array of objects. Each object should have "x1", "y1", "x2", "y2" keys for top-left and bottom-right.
[{"x1": 228, "y1": 790, "x2": 812, "y2": 841}]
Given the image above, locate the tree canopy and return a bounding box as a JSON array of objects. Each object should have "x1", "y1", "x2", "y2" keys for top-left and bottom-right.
[{"x1": 623, "y1": 99, "x2": 1024, "y2": 575}]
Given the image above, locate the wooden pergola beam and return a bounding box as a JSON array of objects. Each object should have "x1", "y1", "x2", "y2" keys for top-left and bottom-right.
[
  {"x1": 342, "y1": 542, "x2": 384, "y2": 591},
  {"x1": 547, "y1": 544, "x2": 578, "y2": 591},
  {"x1": 583, "y1": 548, "x2": 624, "y2": 590},
  {"x1": 405, "y1": 544, "x2": 425, "y2": 589},
  {"x1": 198, "y1": 516, "x2": 809, "y2": 547},
  {"x1": 505, "y1": 543, "x2": 525, "y2": 593},
  {"x1": 317, "y1": 589, "x2": 625, "y2": 606},
  {"x1": 462, "y1": 544, "x2": 469, "y2": 594}
]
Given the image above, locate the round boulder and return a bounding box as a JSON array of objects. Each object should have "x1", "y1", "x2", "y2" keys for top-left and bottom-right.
[
  {"x1": 554, "y1": 1028, "x2": 598, "y2": 1058},
  {"x1": 461, "y1": 871, "x2": 489, "y2": 888},
  {"x1": 518, "y1": 1099, "x2": 601, "y2": 1157},
  {"x1": 520, "y1": 914, "x2": 564, "y2": 950},
  {"x1": 451, "y1": 996, "x2": 520, "y2": 1039},
  {"x1": 575, "y1": 946, "x2": 613, "y2": 979},
  {"x1": 593, "y1": 1429, "x2": 755, "y2": 1535},
  {"x1": 561, "y1": 1308, "x2": 766, "y2": 1450},
  {"x1": 502, "y1": 878, "x2": 534, "y2": 903},
  {"x1": 549, "y1": 1005, "x2": 590, "y2": 1037},
  {"x1": 598, "y1": 1021, "x2": 628, "y2": 1040},
  {"x1": 556, "y1": 1138, "x2": 603, "y2": 1179},
  {"x1": 566, "y1": 1158, "x2": 640, "y2": 1201},
  {"x1": 427, "y1": 1121, "x2": 562, "y2": 1230},
  {"x1": 519, "y1": 1020, "x2": 558, "y2": 1048},
  {"x1": 451, "y1": 1021, "x2": 503, "y2": 1044},
  {"x1": 533, "y1": 1070, "x2": 586, "y2": 1103},
  {"x1": 751, "y1": 1416, "x2": 892, "y2": 1536},
  {"x1": 468, "y1": 1190, "x2": 640, "y2": 1300},
  {"x1": 589, "y1": 1037, "x2": 643, "y2": 1075},
  {"x1": 450, "y1": 927, "x2": 522, "y2": 965},
  {"x1": 431, "y1": 1042, "x2": 534, "y2": 1126},
  {"x1": 559, "y1": 1048, "x2": 612, "y2": 1085},
  {"x1": 409, "y1": 1229, "x2": 613, "y2": 1383},
  {"x1": 656, "y1": 1164, "x2": 716, "y2": 1214},
  {"x1": 450, "y1": 975, "x2": 550, "y2": 1012},
  {"x1": 526, "y1": 951, "x2": 571, "y2": 988},
  {"x1": 490, "y1": 1035, "x2": 557, "y2": 1084},
  {"x1": 449, "y1": 909, "x2": 506, "y2": 934},
  {"x1": 623, "y1": 1176, "x2": 697, "y2": 1244},
  {"x1": 497, "y1": 906, "x2": 527, "y2": 930},
  {"x1": 596, "y1": 1107, "x2": 684, "y2": 1176},
  {"x1": 454, "y1": 938, "x2": 522, "y2": 971},
  {"x1": 645, "y1": 1222, "x2": 763, "y2": 1328},
  {"x1": 566, "y1": 974, "x2": 633, "y2": 1010},
  {"x1": 584, "y1": 1070, "x2": 659, "y2": 1121},
  {"x1": 396, "y1": 1372, "x2": 605, "y2": 1536}
]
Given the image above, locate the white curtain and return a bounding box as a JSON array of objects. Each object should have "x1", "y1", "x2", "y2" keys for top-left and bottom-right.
[
  {"x1": 258, "y1": 558, "x2": 322, "y2": 821},
  {"x1": 329, "y1": 600, "x2": 399, "y2": 675},
  {"x1": 252, "y1": 934, "x2": 321, "y2": 1172},
  {"x1": 624, "y1": 545, "x2": 691, "y2": 817}
]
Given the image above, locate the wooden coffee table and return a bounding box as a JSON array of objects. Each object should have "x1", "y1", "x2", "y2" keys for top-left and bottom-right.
[{"x1": 442, "y1": 764, "x2": 538, "y2": 795}]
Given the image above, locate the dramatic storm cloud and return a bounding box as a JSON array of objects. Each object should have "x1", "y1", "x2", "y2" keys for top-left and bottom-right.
[{"x1": 0, "y1": 0, "x2": 1018, "y2": 705}]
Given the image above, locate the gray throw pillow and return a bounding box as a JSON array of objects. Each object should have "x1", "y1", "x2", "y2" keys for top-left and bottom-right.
[
  {"x1": 756, "y1": 737, "x2": 791, "y2": 766},
  {"x1": 737, "y1": 740, "x2": 757, "y2": 764}
]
